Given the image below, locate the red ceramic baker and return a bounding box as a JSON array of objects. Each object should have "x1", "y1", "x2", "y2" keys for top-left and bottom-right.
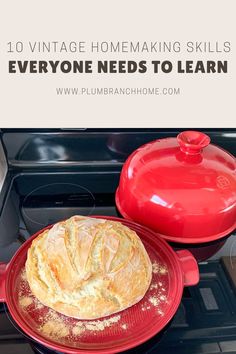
[
  {"x1": 116, "y1": 131, "x2": 236, "y2": 243},
  {"x1": 0, "y1": 216, "x2": 199, "y2": 353}
]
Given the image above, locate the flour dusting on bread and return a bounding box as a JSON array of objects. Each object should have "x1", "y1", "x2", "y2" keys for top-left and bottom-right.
[{"x1": 25, "y1": 216, "x2": 152, "y2": 320}]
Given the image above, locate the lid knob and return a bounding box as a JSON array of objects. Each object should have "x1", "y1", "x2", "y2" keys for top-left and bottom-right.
[{"x1": 177, "y1": 131, "x2": 211, "y2": 155}]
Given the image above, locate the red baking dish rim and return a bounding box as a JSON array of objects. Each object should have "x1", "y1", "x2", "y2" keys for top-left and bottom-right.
[{"x1": 5, "y1": 216, "x2": 187, "y2": 354}]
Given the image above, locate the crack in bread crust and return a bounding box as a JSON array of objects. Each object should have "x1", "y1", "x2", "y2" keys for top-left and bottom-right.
[{"x1": 25, "y1": 216, "x2": 152, "y2": 319}]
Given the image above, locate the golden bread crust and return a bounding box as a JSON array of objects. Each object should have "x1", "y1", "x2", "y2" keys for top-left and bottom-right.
[{"x1": 25, "y1": 216, "x2": 152, "y2": 319}]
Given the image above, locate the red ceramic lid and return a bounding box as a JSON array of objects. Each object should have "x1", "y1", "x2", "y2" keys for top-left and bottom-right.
[{"x1": 116, "y1": 131, "x2": 236, "y2": 243}]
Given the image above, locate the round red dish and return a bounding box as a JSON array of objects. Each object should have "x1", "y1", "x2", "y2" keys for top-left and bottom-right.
[
  {"x1": 116, "y1": 131, "x2": 236, "y2": 243},
  {"x1": 0, "y1": 216, "x2": 199, "y2": 353}
]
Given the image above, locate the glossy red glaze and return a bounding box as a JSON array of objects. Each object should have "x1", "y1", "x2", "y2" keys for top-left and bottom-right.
[
  {"x1": 176, "y1": 250, "x2": 200, "y2": 286},
  {"x1": 0, "y1": 263, "x2": 7, "y2": 302},
  {"x1": 0, "y1": 216, "x2": 199, "y2": 353},
  {"x1": 116, "y1": 131, "x2": 236, "y2": 243}
]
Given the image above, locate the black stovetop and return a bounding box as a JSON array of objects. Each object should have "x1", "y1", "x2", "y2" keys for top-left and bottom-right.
[{"x1": 0, "y1": 129, "x2": 236, "y2": 354}]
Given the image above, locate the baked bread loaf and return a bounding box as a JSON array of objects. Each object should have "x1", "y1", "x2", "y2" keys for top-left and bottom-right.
[{"x1": 26, "y1": 216, "x2": 152, "y2": 319}]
